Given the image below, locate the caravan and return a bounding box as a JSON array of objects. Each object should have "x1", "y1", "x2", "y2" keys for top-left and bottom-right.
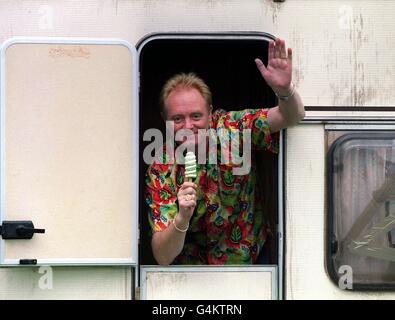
[{"x1": 0, "y1": 0, "x2": 394, "y2": 300}]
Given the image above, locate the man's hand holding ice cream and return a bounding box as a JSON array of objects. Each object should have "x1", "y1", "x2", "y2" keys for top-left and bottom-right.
[
  {"x1": 176, "y1": 151, "x2": 197, "y2": 226},
  {"x1": 184, "y1": 151, "x2": 197, "y2": 181}
]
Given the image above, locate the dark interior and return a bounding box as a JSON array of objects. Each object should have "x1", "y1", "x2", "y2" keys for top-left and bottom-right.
[{"x1": 139, "y1": 35, "x2": 279, "y2": 265}]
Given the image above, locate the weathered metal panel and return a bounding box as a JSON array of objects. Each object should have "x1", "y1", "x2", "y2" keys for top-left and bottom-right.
[
  {"x1": 0, "y1": 266, "x2": 131, "y2": 299},
  {"x1": 1, "y1": 0, "x2": 394, "y2": 108},
  {"x1": 141, "y1": 266, "x2": 277, "y2": 300},
  {"x1": 274, "y1": 1, "x2": 395, "y2": 108},
  {"x1": 286, "y1": 124, "x2": 395, "y2": 299}
]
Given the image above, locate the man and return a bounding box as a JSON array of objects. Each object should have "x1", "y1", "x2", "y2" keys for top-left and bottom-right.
[{"x1": 145, "y1": 38, "x2": 305, "y2": 265}]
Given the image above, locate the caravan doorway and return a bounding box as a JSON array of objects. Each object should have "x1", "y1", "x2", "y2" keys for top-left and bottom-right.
[{"x1": 138, "y1": 34, "x2": 279, "y2": 266}]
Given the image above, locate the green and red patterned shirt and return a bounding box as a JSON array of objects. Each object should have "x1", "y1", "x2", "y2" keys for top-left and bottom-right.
[{"x1": 145, "y1": 108, "x2": 279, "y2": 264}]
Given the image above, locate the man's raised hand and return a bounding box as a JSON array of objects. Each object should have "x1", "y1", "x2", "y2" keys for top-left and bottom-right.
[{"x1": 255, "y1": 38, "x2": 293, "y2": 96}]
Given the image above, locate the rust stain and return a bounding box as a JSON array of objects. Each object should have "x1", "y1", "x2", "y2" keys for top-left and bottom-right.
[
  {"x1": 262, "y1": 0, "x2": 283, "y2": 25},
  {"x1": 149, "y1": 273, "x2": 188, "y2": 295},
  {"x1": 49, "y1": 46, "x2": 91, "y2": 59},
  {"x1": 329, "y1": 9, "x2": 378, "y2": 106},
  {"x1": 351, "y1": 12, "x2": 370, "y2": 106},
  {"x1": 112, "y1": 0, "x2": 119, "y2": 15},
  {"x1": 290, "y1": 28, "x2": 306, "y2": 88}
]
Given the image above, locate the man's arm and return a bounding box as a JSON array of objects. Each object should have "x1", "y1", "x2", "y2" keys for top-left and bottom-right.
[
  {"x1": 151, "y1": 213, "x2": 189, "y2": 265},
  {"x1": 255, "y1": 38, "x2": 305, "y2": 133},
  {"x1": 151, "y1": 182, "x2": 196, "y2": 265},
  {"x1": 267, "y1": 87, "x2": 305, "y2": 133}
]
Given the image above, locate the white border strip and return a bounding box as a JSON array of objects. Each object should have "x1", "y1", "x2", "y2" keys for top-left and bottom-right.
[
  {"x1": 305, "y1": 110, "x2": 395, "y2": 121},
  {"x1": 278, "y1": 129, "x2": 284, "y2": 300},
  {"x1": 3, "y1": 258, "x2": 134, "y2": 266},
  {"x1": 325, "y1": 124, "x2": 395, "y2": 130}
]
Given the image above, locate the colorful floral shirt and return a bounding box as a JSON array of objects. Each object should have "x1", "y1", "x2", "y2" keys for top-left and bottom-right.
[{"x1": 145, "y1": 108, "x2": 279, "y2": 264}]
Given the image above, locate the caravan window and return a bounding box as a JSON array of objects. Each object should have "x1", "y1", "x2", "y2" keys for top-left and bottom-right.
[
  {"x1": 139, "y1": 35, "x2": 280, "y2": 266},
  {"x1": 327, "y1": 132, "x2": 395, "y2": 289}
]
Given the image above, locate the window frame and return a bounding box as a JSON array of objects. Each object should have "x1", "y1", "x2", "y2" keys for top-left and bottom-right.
[{"x1": 327, "y1": 128, "x2": 395, "y2": 290}]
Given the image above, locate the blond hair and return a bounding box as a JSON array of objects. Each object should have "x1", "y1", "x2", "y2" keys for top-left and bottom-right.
[{"x1": 160, "y1": 72, "x2": 212, "y2": 113}]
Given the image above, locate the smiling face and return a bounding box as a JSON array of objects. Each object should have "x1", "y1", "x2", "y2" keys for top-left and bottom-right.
[{"x1": 163, "y1": 87, "x2": 212, "y2": 147}]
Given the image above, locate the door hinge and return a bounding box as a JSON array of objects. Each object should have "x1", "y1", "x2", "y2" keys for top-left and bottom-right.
[
  {"x1": 19, "y1": 259, "x2": 38, "y2": 265},
  {"x1": 389, "y1": 228, "x2": 395, "y2": 248},
  {"x1": 0, "y1": 221, "x2": 45, "y2": 239},
  {"x1": 135, "y1": 286, "x2": 141, "y2": 300}
]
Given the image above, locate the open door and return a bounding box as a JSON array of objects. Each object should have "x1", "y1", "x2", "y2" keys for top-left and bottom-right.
[
  {"x1": 137, "y1": 32, "x2": 282, "y2": 300},
  {"x1": 0, "y1": 38, "x2": 139, "y2": 266}
]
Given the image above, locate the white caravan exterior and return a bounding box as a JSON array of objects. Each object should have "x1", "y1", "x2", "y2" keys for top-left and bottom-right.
[{"x1": 0, "y1": 0, "x2": 394, "y2": 300}]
